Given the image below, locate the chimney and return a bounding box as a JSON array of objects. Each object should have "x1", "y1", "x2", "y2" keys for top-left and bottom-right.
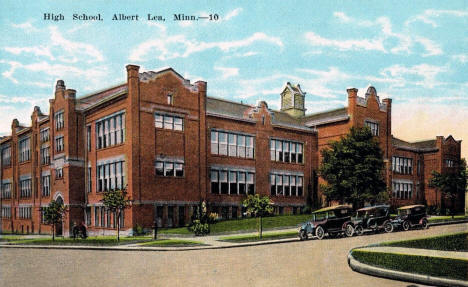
[{"x1": 347, "y1": 88, "x2": 358, "y2": 125}]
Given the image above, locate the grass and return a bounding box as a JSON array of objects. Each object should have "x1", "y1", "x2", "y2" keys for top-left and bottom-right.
[
  {"x1": 428, "y1": 215, "x2": 467, "y2": 223},
  {"x1": 379, "y1": 231, "x2": 468, "y2": 252},
  {"x1": 0, "y1": 235, "x2": 29, "y2": 242},
  {"x1": 219, "y1": 231, "x2": 297, "y2": 242},
  {"x1": 5, "y1": 235, "x2": 152, "y2": 246},
  {"x1": 159, "y1": 214, "x2": 312, "y2": 235},
  {"x1": 138, "y1": 239, "x2": 205, "y2": 247},
  {"x1": 351, "y1": 250, "x2": 468, "y2": 281}
]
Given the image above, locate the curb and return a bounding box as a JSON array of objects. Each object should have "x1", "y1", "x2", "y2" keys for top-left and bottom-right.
[
  {"x1": 428, "y1": 219, "x2": 468, "y2": 227},
  {"x1": 0, "y1": 237, "x2": 299, "y2": 252},
  {"x1": 347, "y1": 251, "x2": 468, "y2": 287}
]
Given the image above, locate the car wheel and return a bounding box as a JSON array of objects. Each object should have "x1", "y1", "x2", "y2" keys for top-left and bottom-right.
[
  {"x1": 384, "y1": 222, "x2": 393, "y2": 233},
  {"x1": 402, "y1": 221, "x2": 410, "y2": 231},
  {"x1": 355, "y1": 225, "x2": 364, "y2": 236},
  {"x1": 345, "y1": 224, "x2": 354, "y2": 237},
  {"x1": 421, "y1": 219, "x2": 428, "y2": 229},
  {"x1": 299, "y1": 230, "x2": 308, "y2": 241},
  {"x1": 315, "y1": 226, "x2": 325, "y2": 240}
]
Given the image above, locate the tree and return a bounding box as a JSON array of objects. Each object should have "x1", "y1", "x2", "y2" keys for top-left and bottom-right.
[
  {"x1": 319, "y1": 127, "x2": 386, "y2": 209},
  {"x1": 242, "y1": 194, "x2": 273, "y2": 238},
  {"x1": 101, "y1": 187, "x2": 132, "y2": 241},
  {"x1": 429, "y1": 158, "x2": 467, "y2": 218},
  {"x1": 43, "y1": 199, "x2": 67, "y2": 241}
]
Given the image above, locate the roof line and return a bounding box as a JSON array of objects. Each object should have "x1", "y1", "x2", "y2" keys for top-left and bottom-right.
[{"x1": 76, "y1": 82, "x2": 127, "y2": 101}]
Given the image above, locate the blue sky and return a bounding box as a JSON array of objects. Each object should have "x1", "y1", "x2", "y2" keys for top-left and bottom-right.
[{"x1": 1, "y1": 1, "x2": 467, "y2": 157}]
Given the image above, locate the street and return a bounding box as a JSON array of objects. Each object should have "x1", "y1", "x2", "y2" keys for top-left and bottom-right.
[{"x1": 1, "y1": 223, "x2": 466, "y2": 287}]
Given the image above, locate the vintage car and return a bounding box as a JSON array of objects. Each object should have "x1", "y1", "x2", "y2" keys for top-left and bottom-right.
[
  {"x1": 299, "y1": 205, "x2": 353, "y2": 240},
  {"x1": 343, "y1": 205, "x2": 393, "y2": 236},
  {"x1": 390, "y1": 205, "x2": 428, "y2": 231}
]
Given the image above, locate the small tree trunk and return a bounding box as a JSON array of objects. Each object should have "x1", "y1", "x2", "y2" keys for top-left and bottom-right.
[
  {"x1": 117, "y1": 210, "x2": 120, "y2": 242},
  {"x1": 52, "y1": 223, "x2": 55, "y2": 241},
  {"x1": 260, "y1": 216, "x2": 263, "y2": 239}
]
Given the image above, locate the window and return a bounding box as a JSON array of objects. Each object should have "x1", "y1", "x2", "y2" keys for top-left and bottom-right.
[
  {"x1": 1, "y1": 146, "x2": 11, "y2": 166},
  {"x1": 392, "y1": 156, "x2": 413, "y2": 175},
  {"x1": 87, "y1": 126, "x2": 91, "y2": 151},
  {"x1": 85, "y1": 207, "x2": 91, "y2": 226},
  {"x1": 155, "y1": 160, "x2": 184, "y2": 178},
  {"x1": 19, "y1": 206, "x2": 32, "y2": 219},
  {"x1": 87, "y1": 167, "x2": 92, "y2": 193},
  {"x1": 55, "y1": 136, "x2": 64, "y2": 153},
  {"x1": 96, "y1": 112, "x2": 125, "y2": 149},
  {"x1": 94, "y1": 207, "x2": 100, "y2": 226},
  {"x1": 154, "y1": 113, "x2": 184, "y2": 131},
  {"x1": 211, "y1": 130, "x2": 254, "y2": 159},
  {"x1": 2, "y1": 182, "x2": 11, "y2": 199},
  {"x1": 167, "y1": 94, "x2": 173, "y2": 105},
  {"x1": 392, "y1": 181, "x2": 413, "y2": 199},
  {"x1": 55, "y1": 110, "x2": 64, "y2": 130},
  {"x1": 365, "y1": 121, "x2": 379, "y2": 136},
  {"x1": 55, "y1": 168, "x2": 63, "y2": 179},
  {"x1": 19, "y1": 137, "x2": 31, "y2": 162},
  {"x1": 97, "y1": 160, "x2": 125, "y2": 192},
  {"x1": 446, "y1": 159, "x2": 455, "y2": 167},
  {"x1": 270, "y1": 172, "x2": 303, "y2": 197},
  {"x1": 2, "y1": 206, "x2": 11, "y2": 219},
  {"x1": 210, "y1": 168, "x2": 255, "y2": 195},
  {"x1": 40, "y1": 128, "x2": 50, "y2": 143},
  {"x1": 20, "y1": 178, "x2": 32, "y2": 198},
  {"x1": 41, "y1": 175, "x2": 50, "y2": 196},
  {"x1": 40, "y1": 146, "x2": 50, "y2": 165},
  {"x1": 270, "y1": 139, "x2": 303, "y2": 163}
]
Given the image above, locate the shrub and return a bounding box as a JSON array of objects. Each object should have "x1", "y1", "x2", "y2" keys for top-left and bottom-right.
[
  {"x1": 132, "y1": 224, "x2": 145, "y2": 236},
  {"x1": 190, "y1": 220, "x2": 210, "y2": 236},
  {"x1": 208, "y1": 212, "x2": 218, "y2": 224}
]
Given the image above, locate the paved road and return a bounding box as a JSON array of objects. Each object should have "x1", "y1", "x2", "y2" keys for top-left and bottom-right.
[{"x1": 1, "y1": 223, "x2": 466, "y2": 287}]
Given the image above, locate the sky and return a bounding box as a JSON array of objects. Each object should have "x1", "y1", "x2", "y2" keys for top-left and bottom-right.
[{"x1": 0, "y1": 1, "x2": 467, "y2": 158}]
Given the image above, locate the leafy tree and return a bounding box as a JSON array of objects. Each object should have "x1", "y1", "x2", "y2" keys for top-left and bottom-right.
[
  {"x1": 319, "y1": 127, "x2": 386, "y2": 209},
  {"x1": 43, "y1": 199, "x2": 67, "y2": 241},
  {"x1": 189, "y1": 201, "x2": 210, "y2": 236},
  {"x1": 242, "y1": 194, "x2": 273, "y2": 238},
  {"x1": 429, "y1": 158, "x2": 467, "y2": 218},
  {"x1": 101, "y1": 187, "x2": 132, "y2": 241}
]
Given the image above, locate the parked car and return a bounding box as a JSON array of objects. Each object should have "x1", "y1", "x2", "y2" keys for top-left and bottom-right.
[
  {"x1": 299, "y1": 205, "x2": 353, "y2": 240},
  {"x1": 343, "y1": 205, "x2": 393, "y2": 236},
  {"x1": 390, "y1": 205, "x2": 428, "y2": 231}
]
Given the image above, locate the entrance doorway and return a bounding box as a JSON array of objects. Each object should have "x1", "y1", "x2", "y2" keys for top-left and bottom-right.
[{"x1": 55, "y1": 196, "x2": 63, "y2": 236}]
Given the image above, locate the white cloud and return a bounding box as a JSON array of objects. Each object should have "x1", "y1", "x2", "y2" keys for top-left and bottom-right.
[
  {"x1": 214, "y1": 66, "x2": 239, "y2": 79},
  {"x1": 304, "y1": 31, "x2": 386, "y2": 52},
  {"x1": 224, "y1": 8, "x2": 243, "y2": 21},
  {"x1": 49, "y1": 26, "x2": 104, "y2": 63},
  {"x1": 313, "y1": 12, "x2": 444, "y2": 57},
  {"x1": 380, "y1": 64, "x2": 447, "y2": 88},
  {"x1": 406, "y1": 9, "x2": 468, "y2": 27},
  {"x1": 129, "y1": 32, "x2": 283, "y2": 61},
  {"x1": 4, "y1": 46, "x2": 55, "y2": 60},
  {"x1": 11, "y1": 21, "x2": 39, "y2": 33},
  {"x1": 452, "y1": 54, "x2": 468, "y2": 64}
]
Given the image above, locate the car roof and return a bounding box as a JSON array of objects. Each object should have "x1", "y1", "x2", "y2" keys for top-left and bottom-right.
[
  {"x1": 357, "y1": 205, "x2": 390, "y2": 211},
  {"x1": 313, "y1": 205, "x2": 352, "y2": 213},
  {"x1": 398, "y1": 204, "x2": 425, "y2": 210}
]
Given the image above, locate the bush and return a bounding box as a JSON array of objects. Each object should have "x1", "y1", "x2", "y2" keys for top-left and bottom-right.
[
  {"x1": 190, "y1": 220, "x2": 210, "y2": 236},
  {"x1": 207, "y1": 212, "x2": 218, "y2": 224},
  {"x1": 132, "y1": 224, "x2": 145, "y2": 236}
]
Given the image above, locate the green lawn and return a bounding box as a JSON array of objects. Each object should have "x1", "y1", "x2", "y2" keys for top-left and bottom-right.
[
  {"x1": 160, "y1": 214, "x2": 312, "y2": 235},
  {"x1": 138, "y1": 239, "x2": 205, "y2": 247},
  {"x1": 0, "y1": 235, "x2": 29, "y2": 242},
  {"x1": 219, "y1": 230, "x2": 298, "y2": 242},
  {"x1": 379, "y1": 232, "x2": 468, "y2": 251},
  {"x1": 5, "y1": 236, "x2": 152, "y2": 246},
  {"x1": 352, "y1": 250, "x2": 468, "y2": 281},
  {"x1": 428, "y1": 215, "x2": 467, "y2": 223}
]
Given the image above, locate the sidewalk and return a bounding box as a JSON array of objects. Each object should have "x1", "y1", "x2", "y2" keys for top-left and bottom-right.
[
  {"x1": 348, "y1": 246, "x2": 468, "y2": 287},
  {"x1": 0, "y1": 228, "x2": 300, "y2": 251}
]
